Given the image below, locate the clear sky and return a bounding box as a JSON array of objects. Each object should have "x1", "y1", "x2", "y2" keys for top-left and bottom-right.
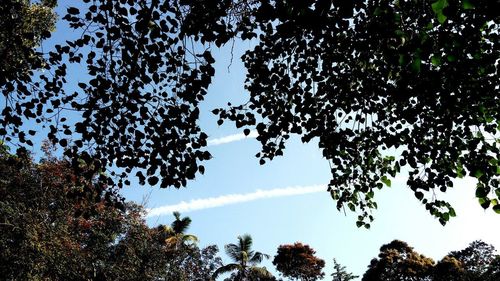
[{"x1": 32, "y1": 3, "x2": 500, "y2": 280}]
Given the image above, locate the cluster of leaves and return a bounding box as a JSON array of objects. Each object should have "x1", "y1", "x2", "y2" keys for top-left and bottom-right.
[
  {"x1": 0, "y1": 0, "x2": 56, "y2": 84},
  {"x1": 0, "y1": 147, "x2": 223, "y2": 280},
  {"x1": 331, "y1": 258, "x2": 358, "y2": 281},
  {"x1": 363, "y1": 239, "x2": 500, "y2": 281},
  {"x1": 217, "y1": 0, "x2": 500, "y2": 227},
  {"x1": 0, "y1": 0, "x2": 235, "y2": 189},
  {"x1": 215, "y1": 234, "x2": 275, "y2": 281},
  {"x1": 1, "y1": 0, "x2": 500, "y2": 227},
  {"x1": 273, "y1": 242, "x2": 326, "y2": 280}
]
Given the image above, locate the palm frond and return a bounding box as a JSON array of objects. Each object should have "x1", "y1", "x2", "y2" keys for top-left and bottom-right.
[
  {"x1": 249, "y1": 251, "x2": 270, "y2": 265},
  {"x1": 182, "y1": 234, "x2": 198, "y2": 243},
  {"x1": 249, "y1": 266, "x2": 274, "y2": 278},
  {"x1": 225, "y1": 243, "x2": 243, "y2": 263},
  {"x1": 239, "y1": 234, "x2": 253, "y2": 252},
  {"x1": 171, "y1": 212, "x2": 192, "y2": 234},
  {"x1": 212, "y1": 263, "x2": 242, "y2": 279}
]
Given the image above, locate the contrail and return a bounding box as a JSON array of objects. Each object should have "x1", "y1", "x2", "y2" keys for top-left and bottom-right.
[
  {"x1": 207, "y1": 130, "x2": 258, "y2": 146},
  {"x1": 146, "y1": 184, "x2": 327, "y2": 217}
]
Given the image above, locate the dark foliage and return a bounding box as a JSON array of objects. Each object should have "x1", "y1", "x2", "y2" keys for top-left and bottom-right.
[
  {"x1": 331, "y1": 258, "x2": 358, "y2": 281},
  {"x1": 218, "y1": 0, "x2": 500, "y2": 227},
  {"x1": 1, "y1": 0, "x2": 499, "y2": 226},
  {"x1": 0, "y1": 147, "x2": 222, "y2": 280},
  {"x1": 362, "y1": 240, "x2": 434, "y2": 281},
  {"x1": 363, "y1": 239, "x2": 500, "y2": 281},
  {"x1": 273, "y1": 242, "x2": 325, "y2": 280}
]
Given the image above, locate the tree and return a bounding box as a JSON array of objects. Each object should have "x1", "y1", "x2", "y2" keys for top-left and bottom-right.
[
  {"x1": 433, "y1": 255, "x2": 466, "y2": 281},
  {"x1": 331, "y1": 258, "x2": 358, "y2": 281},
  {"x1": 443, "y1": 240, "x2": 499, "y2": 281},
  {"x1": 362, "y1": 240, "x2": 434, "y2": 281},
  {"x1": 0, "y1": 146, "x2": 223, "y2": 280},
  {"x1": 0, "y1": 0, "x2": 56, "y2": 82},
  {"x1": 217, "y1": 0, "x2": 500, "y2": 227},
  {"x1": 273, "y1": 242, "x2": 325, "y2": 281},
  {"x1": 156, "y1": 211, "x2": 201, "y2": 280},
  {"x1": 159, "y1": 211, "x2": 198, "y2": 250},
  {"x1": 0, "y1": 146, "x2": 127, "y2": 280},
  {"x1": 483, "y1": 255, "x2": 500, "y2": 281},
  {"x1": 1, "y1": 0, "x2": 499, "y2": 226},
  {"x1": 214, "y1": 234, "x2": 274, "y2": 281}
]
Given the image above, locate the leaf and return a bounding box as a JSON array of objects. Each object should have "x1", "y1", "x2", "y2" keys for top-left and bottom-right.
[
  {"x1": 415, "y1": 191, "x2": 424, "y2": 200},
  {"x1": 431, "y1": 56, "x2": 441, "y2": 66},
  {"x1": 432, "y1": 0, "x2": 449, "y2": 23},
  {"x1": 449, "y1": 208, "x2": 456, "y2": 217},
  {"x1": 381, "y1": 176, "x2": 391, "y2": 187},
  {"x1": 475, "y1": 187, "x2": 487, "y2": 198},
  {"x1": 442, "y1": 212, "x2": 450, "y2": 222},
  {"x1": 493, "y1": 205, "x2": 500, "y2": 214},
  {"x1": 479, "y1": 198, "x2": 490, "y2": 209},
  {"x1": 67, "y1": 7, "x2": 80, "y2": 15},
  {"x1": 147, "y1": 176, "x2": 159, "y2": 185},
  {"x1": 398, "y1": 54, "x2": 406, "y2": 66},
  {"x1": 473, "y1": 169, "x2": 484, "y2": 179},
  {"x1": 462, "y1": 0, "x2": 474, "y2": 9},
  {"x1": 411, "y1": 57, "x2": 421, "y2": 73},
  {"x1": 348, "y1": 202, "x2": 355, "y2": 212}
]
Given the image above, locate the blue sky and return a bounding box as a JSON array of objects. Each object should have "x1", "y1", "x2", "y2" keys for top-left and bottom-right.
[{"x1": 28, "y1": 3, "x2": 500, "y2": 280}]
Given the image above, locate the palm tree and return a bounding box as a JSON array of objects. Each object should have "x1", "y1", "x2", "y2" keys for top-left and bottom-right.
[
  {"x1": 159, "y1": 211, "x2": 198, "y2": 250},
  {"x1": 213, "y1": 234, "x2": 274, "y2": 281}
]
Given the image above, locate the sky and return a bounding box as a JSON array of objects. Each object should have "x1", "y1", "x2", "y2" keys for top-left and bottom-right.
[{"x1": 27, "y1": 3, "x2": 500, "y2": 280}]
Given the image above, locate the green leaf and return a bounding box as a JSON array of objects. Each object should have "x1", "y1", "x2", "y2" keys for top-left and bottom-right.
[
  {"x1": 399, "y1": 54, "x2": 406, "y2": 66},
  {"x1": 476, "y1": 187, "x2": 487, "y2": 198},
  {"x1": 411, "y1": 57, "x2": 422, "y2": 73},
  {"x1": 493, "y1": 205, "x2": 500, "y2": 214},
  {"x1": 474, "y1": 169, "x2": 484, "y2": 179},
  {"x1": 462, "y1": 0, "x2": 474, "y2": 9},
  {"x1": 366, "y1": 191, "x2": 374, "y2": 199},
  {"x1": 381, "y1": 176, "x2": 391, "y2": 187},
  {"x1": 443, "y1": 212, "x2": 450, "y2": 222},
  {"x1": 348, "y1": 203, "x2": 356, "y2": 212},
  {"x1": 479, "y1": 198, "x2": 490, "y2": 209},
  {"x1": 447, "y1": 55, "x2": 457, "y2": 62},
  {"x1": 431, "y1": 56, "x2": 441, "y2": 66},
  {"x1": 449, "y1": 208, "x2": 456, "y2": 217},
  {"x1": 432, "y1": 0, "x2": 449, "y2": 23}
]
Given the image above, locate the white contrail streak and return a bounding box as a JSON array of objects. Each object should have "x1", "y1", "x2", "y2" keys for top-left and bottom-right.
[
  {"x1": 207, "y1": 130, "x2": 258, "y2": 146},
  {"x1": 146, "y1": 184, "x2": 326, "y2": 217}
]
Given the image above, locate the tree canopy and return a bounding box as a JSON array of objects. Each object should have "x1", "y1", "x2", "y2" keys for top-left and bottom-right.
[
  {"x1": 0, "y1": 146, "x2": 223, "y2": 280},
  {"x1": 363, "y1": 239, "x2": 500, "y2": 281},
  {"x1": 1, "y1": 0, "x2": 499, "y2": 226},
  {"x1": 214, "y1": 234, "x2": 274, "y2": 281},
  {"x1": 273, "y1": 242, "x2": 325, "y2": 281}
]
